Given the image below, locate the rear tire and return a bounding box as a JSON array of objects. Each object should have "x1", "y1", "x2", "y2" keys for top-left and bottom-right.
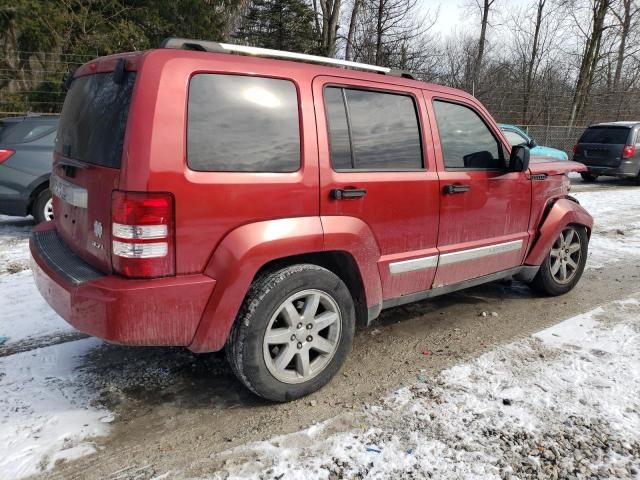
[
  {"x1": 226, "y1": 264, "x2": 355, "y2": 402},
  {"x1": 530, "y1": 225, "x2": 588, "y2": 296},
  {"x1": 581, "y1": 173, "x2": 597, "y2": 182},
  {"x1": 32, "y1": 189, "x2": 53, "y2": 224}
]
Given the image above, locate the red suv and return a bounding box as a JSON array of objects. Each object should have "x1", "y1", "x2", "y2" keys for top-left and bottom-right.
[{"x1": 30, "y1": 38, "x2": 593, "y2": 401}]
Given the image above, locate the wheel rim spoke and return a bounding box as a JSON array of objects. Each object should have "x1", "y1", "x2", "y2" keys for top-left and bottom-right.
[
  {"x1": 567, "y1": 257, "x2": 578, "y2": 270},
  {"x1": 302, "y1": 293, "x2": 320, "y2": 320},
  {"x1": 568, "y1": 243, "x2": 581, "y2": 253},
  {"x1": 311, "y1": 336, "x2": 334, "y2": 354},
  {"x1": 274, "y1": 344, "x2": 296, "y2": 370},
  {"x1": 265, "y1": 327, "x2": 292, "y2": 345},
  {"x1": 295, "y1": 351, "x2": 311, "y2": 377},
  {"x1": 281, "y1": 301, "x2": 301, "y2": 326},
  {"x1": 551, "y1": 258, "x2": 562, "y2": 275},
  {"x1": 564, "y1": 229, "x2": 575, "y2": 245},
  {"x1": 550, "y1": 248, "x2": 561, "y2": 258},
  {"x1": 313, "y1": 311, "x2": 338, "y2": 331},
  {"x1": 560, "y1": 262, "x2": 568, "y2": 281}
]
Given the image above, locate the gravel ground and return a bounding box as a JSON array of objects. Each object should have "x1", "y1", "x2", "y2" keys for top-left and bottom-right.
[{"x1": 0, "y1": 178, "x2": 638, "y2": 479}]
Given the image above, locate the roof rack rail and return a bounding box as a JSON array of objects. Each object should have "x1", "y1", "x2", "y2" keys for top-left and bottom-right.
[{"x1": 159, "y1": 37, "x2": 415, "y2": 80}]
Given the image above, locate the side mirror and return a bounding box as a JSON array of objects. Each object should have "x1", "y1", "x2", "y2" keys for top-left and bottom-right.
[
  {"x1": 509, "y1": 145, "x2": 530, "y2": 172},
  {"x1": 528, "y1": 139, "x2": 537, "y2": 148}
]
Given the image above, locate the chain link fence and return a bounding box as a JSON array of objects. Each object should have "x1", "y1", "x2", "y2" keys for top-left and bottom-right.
[{"x1": 515, "y1": 125, "x2": 587, "y2": 155}]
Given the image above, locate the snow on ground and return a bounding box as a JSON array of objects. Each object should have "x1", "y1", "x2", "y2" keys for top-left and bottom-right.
[
  {"x1": 0, "y1": 270, "x2": 74, "y2": 346},
  {"x1": 0, "y1": 215, "x2": 32, "y2": 274},
  {"x1": 572, "y1": 188, "x2": 640, "y2": 267},
  {"x1": 212, "y1": 296, "x2": 640, "y2": 480},
  {"x1": 0, "y1": 338, "x2": 109, "y2": 479}
]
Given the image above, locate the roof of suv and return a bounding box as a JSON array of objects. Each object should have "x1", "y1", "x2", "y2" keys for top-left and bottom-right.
[
  {"x1": 72, "y1": 41, "x2": 477, "y2": 105},
  {"x1": 589, "y1": 121, "x2": 640, "y2": 127}
]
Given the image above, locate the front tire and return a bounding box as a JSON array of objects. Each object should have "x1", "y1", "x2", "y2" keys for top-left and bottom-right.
[
  {"x1": 530, "y1": 225, "x2": 588, "y2": 296},
  {"x1": 226, "y1": 264, "x2": 355, "y2": 402},
  {"x1": 32, "y1": 189, "x2": 53, "y2": 224},
  {"x1": 581, "y1": 172, "x2": 597, "y2": 182}
]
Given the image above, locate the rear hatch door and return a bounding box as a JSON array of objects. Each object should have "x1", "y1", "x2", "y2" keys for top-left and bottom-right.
[
  {"x1": 52, "y1": 68, "x2": 136, "y2": 273},
  {"x1": 574, "y1": 126, "x2": 630, "y2": 167}
]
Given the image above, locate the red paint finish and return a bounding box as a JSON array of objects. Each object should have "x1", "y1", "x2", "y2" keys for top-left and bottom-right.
[
  {"x1": 30, "y1": 46, "x2": 595, "y2": 352},
  {"x1": 31, "y1": 223, "x2": 215, "y2": 346}
]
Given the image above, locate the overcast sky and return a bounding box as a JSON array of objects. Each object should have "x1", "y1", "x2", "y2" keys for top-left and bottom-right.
[{"x1": 424, "y1": 0, "x2": 534, "y2": 35}]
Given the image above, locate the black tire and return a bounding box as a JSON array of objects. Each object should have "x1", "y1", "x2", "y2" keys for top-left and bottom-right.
[
  {"x1": 32, "y1": 189, "x2": 53, "y2": 224},
  {"x1": 580, "y1": 172, "x2": 597, "y2": 182},
  {"x1": 634, "y1": 172, "x2": 640, "y2": 186},
  {"x1": 530, "y1": 225, "x2": 588, "y2": 296},
  {"x1": 226, "y1": 264, "x2": 356, "y2": 402}
]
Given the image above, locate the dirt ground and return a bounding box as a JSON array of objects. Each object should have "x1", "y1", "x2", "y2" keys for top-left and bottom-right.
[{"x1": 35, "y1": 255, "x2": 640, "y2": 479}]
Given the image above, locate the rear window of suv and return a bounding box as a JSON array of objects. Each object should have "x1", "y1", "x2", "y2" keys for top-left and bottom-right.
[
  {"x1": 55, "y1": 72, "x2": 136, "y2": 168},
  {"x1": 579, "y1": 127, "x2": 631, "y2": 144},
  {"x1": 187, "y1": 74, "x2": 300, "y2": 172},
  {"x1": 0, "y1": 120, "x2": 57, "y2": 144}
]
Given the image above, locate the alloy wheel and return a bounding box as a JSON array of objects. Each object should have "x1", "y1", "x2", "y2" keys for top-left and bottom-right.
[
  {"x1": 549, "y1": 227, "x2": 582, "y2": 284},
  {"x1": 263, "y1": 289, "x2": 342, "y2": 384}
]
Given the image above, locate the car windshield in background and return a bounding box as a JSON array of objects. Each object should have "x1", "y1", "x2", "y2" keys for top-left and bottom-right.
[
  {"x1": 55, "y1": 72, "x2": 136, "y2": 168},
  {"x1": 579, "y1": 127, "x2": 630, "y2": 144},
  {"x1": 0, "y1": 120, "x2": 56, "y2": 144}
]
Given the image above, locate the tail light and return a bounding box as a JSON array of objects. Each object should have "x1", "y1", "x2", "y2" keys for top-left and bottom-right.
[
  {"x1": 0, "y1": 149, "x2": 15, "y2": 164},
  {"x1": 622, "y1": 145, "x2": 636, "y2": 158},
  {"x1": 111, "y1": 191, "x2": 175, "y2": 278},
  {"x1": 572, "y1": 144, "x2": 577, "y2": 156}
]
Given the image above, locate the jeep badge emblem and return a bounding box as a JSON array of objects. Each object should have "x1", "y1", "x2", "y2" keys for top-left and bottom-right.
[{"x1": 93, "y1": 220, "x2": 103, "y2": 239}]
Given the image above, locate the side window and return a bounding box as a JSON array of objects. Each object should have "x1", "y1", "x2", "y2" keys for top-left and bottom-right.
[
  {"x1": 325, "y1": 87, "x2": 423, "y2": 170},
  {"x1": 433, "y1": 100, "x2": 503, "y2": 170},
  {"x1": 187, "y1": 74, "x2": 300, "y2": 172}
]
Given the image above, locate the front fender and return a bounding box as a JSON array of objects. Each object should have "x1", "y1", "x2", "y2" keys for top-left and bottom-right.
[
  {"x1": 189, "y1": 217, "x2": 324, "y2": 352},
  {"x1": 525, "y1": 198, "x2": 593, "y2": 266}
]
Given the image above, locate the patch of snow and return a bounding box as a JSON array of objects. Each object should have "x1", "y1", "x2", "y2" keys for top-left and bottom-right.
[
  {"x1": 0, "y1": 338, "x2": 109, "y2": 479},
  {"x1": 212, "y1": 297, "x2": 640, "y2": 479},
  {"x1": 0, "y1": 215, "x2": 32, "y2": 274},
  {"x1": 0, "y1": 270, "x2": 73, "y2": 346},
  {"x1": 572, "y1": 189, "x2": 640, "y2": 267}
]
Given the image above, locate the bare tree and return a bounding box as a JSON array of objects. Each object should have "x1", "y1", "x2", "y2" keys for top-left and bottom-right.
[
  {"x1": 473, "y1": 0, "x2": 497, "y2": 91},
  {"x1": 345, "y1": 0, "x2": 362, "y2": 60},
  {"x1": 610, "y1": 0, "x2": 640, "y2": 88},
  {"x1": 319, "y1": 0, "x2": 342, "y2": 55},
  {"x1": 568, "y1": 0, "x2": 612, "y2": 126}
]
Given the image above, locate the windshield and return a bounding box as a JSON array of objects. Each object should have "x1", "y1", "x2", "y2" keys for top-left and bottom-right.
[
  {"x1": 579, "y1": 127, "x2": 631, "y2": 145},
  {"x1": 55, "y1": 72, "x2": 136, "y2": 168}
]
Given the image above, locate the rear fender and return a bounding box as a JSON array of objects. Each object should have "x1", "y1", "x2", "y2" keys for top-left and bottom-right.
[
  {"x1": 525, "y1": 197, "x2": 593, "y2": 266},
  {"x1": 189, "y1": 217, "x2": 324, "y2": 352}
]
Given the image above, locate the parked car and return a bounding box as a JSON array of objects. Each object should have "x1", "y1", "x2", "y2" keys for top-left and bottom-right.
[
  {"x1": 498, "y1": 124, "x2": 568, "y2": 161},
  {"x1": 30, "y1": 39, "x2": 593, "y2": 402},
  {"x1": 0, "y1": 115, "x2": 59, "y2": 223},
  {"x1": 573, "y1": 121, "x2": 640, "y2": 184}
]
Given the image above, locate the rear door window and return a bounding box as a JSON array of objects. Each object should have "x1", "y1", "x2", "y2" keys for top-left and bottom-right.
[
  {"x1": 579, "y1": 127, "x2": 631, "y2": 144},
  {"x1": 187, "y1": 74, "x2": 300, "y2": 172},
  {"x1": 55, "y1": 72, "x2": 136, "y2": 168},
  {"x1": 324, "y1": 87, "x2": 423, "y2": 170}
]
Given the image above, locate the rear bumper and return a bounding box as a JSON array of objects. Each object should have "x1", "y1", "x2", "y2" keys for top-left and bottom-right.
[
  {"x1": 30, "y1": 223, "x2": 216, "y2": 346},
  {"x1": 0, "y1": 193, "x2": 29, "y2": 216},
  {"x1": 585, "y1": 161, "x2": 639, "y2": 177}
]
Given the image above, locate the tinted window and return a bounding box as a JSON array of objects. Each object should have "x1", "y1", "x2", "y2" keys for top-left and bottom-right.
[
  {"x1": 433, "y1": 100, "x2": 503, "y2": 169},
  {"x1": 579, "y1": 127, "x2": 631, "y2": 144},
  {"x1": 503, "y1": 129, "x2": 528, "y2": 146},
  {"x1": 188, "y1": 75, "x2": 300, "y2": 172},
  {"x1": 0, "y1": 120, "x2": 57, "y2": 144},
  {"x1": 56, "y1": 73, "x2": 135, "y2": 168},
  {"x1": 325, "y1": 87, "x2": 422, "y2": 170}
]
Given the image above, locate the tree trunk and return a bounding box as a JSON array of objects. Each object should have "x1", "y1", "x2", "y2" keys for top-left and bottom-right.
[
  {"x1": 320, "y1": 0, "x2": 342, "y2": 56},
  {"x1": 522, "y1": 0, "x2": 545, "y2": 124},
  {"x1": 375, "y1": 0, "x2": 384, "y2": 65},
  {"x1": 345, "y1": 0, "x2": 361, "y2": 61},
  {"x1": 474, "y1": 0, "x2": 492, "y2": 92},
  {"x1": 568, "y1": 0, "x2": 609, "y2": 126},
  {"x1": 613, "y1": 0, "x2": 631, "y2": 89}
]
